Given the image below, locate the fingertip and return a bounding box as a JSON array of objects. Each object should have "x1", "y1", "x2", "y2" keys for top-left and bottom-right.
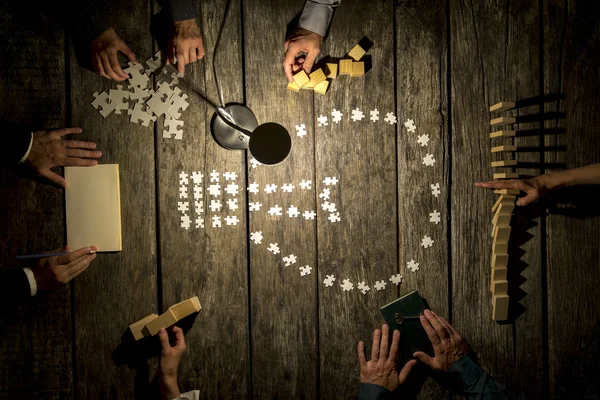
[{"x1": 393, "y1": 329, "x2": 400, "y2": 337}]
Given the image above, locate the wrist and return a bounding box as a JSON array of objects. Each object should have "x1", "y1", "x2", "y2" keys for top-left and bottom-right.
[
  {"x1": 535, "y1": 171, "x2": 571, "y2": 191},
  {"x1": 159, "y1": 373, "x2": 180, "y2": 400}
]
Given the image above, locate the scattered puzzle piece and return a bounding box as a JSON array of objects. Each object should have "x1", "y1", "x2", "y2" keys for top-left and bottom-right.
[
  {"x1": 357, "y1": 281, "x2": 370, "y2": 295},
  {"x1": 374, "y1": 280, "x2": 386, "y2": 291},
  {"x1": 328, "y1": 212, "x2": 341, "y2": 223},
  {"x1": 370, "y1": 109, "x2": 379, "y2": 122},
  {"x1": 248, "y1": 183, "x2": 259, "y2": 194},
  {"x1": 212, "y1": 215, "x2": 221, "y2": 228},
  {"x1": 163, "y1": 118, "x2": 184, "y2": 140},
  {"x1": 299, "y1": 265, "x2": 312, "y2": 276},
  {"x1": 210, "y1": 170, "x2": 219, "y2": 182},
  {"x1": 249, "y1": 202, "x2": 262, "y2": 211},
  {"x1": 177, "y1": 201, "x2": 189, "y2": 213},
  {"x1": 296, "y1": 124, "x2": 307, "y2": 137},
  {"x1": 404, "y1": 119, "x2": 416, "y2": 132},
  {"x1": 283, "y1": 254, "x2": 298, "y2": 267},
  {"x1": 268, "y1": 205, "x2": 283, "y2": 216},
  {"x1": 179, "y1": 172, "x2": 189, "y2": 185},
  {"x1": 323, "y1": 177, "x2": 338, "y2": 186},
  {"x1": 303, "y1": 210, "x2": 316, "y2": 220},
  {"x1": 319, "y1": 188, "x2": 330, "y2": 200},
  {"x1": 209, "y1": 200, "x2": 222, "y2": 212},
  {"x1": 300, "y1": 180, "x2": 312, "y2": 190},
  {"x1": 109, "y1": 85, "x2": 130, "y2": 115},
  {"x1": 384, "y1": 112, "x2": 397, "y2": 125},
  {"x1": 341, "y1": 279, "x2": 354, "y2": 291},
  {"x1": 192, "y1": 171, "x2": 203, "y2": 184},
  {"x1": 317, "y1": 115, "x2": 328, "y2": 127},
  {"x1": 267, "y1": 243, "x2": 280, "y2": 254},
  {"x1": 179, "y1": 186, "x2": 188, "y2": 199},
  {"x1": 91, "y1": 91, "x2": 117, "y2": 118},
  {"x1": 389, "y1": 274, "x2": 403, "y2": 285},
  {"x1": 287, "y1": 206, "x2": 300, "y2": 218},
  {"x1": 417, "y1": 134, "x2": 430, "y2": 147},
  {"x1": 323, "y1": 275, "x2": 336, "y2": 287},
  {"x1": 429, "y1": 210, "x2": 441, "y2": 224},
  {"x1": 181, "y1": 214, "x2": 191, "y2": 230},
  {"x1": 209, "y1": 184, "x2": 221, "y2": 197},
  {"x1": 195, "y1": 216, "x2": 204, "y2": 229},
  {"x1": 421, "y1": 236, "x2": 434, "y2": 248},
  {"x1": 225, "y1": 215, "x2": 239, "y2": 226},
  {"x1": 194, "y1": 200, "x2": 203, "y2": 214},
  {"x1": 351, "y1": 108, "x2": 364, "y2": 122},
  {"x1": 144, "y1": 51, "x2": 162, "y2": 75},
  {"x1": 224, "y1": 172, "x2": 237, "y2": 181},
  {"x1": 265, "y1": 184, "x2": 277, "y2": 194},
  {"x1": 225, "y1": 183, "x2": 239, "y2": 196},
  {"x1": 227, "y1": 198, "x2": 238, "y2": 210},
  {"x1": 332, "y1": 109, "x2": 343, "y2": 123},
  {"x1": 407, "y1": 260, "x2": 420, "y2": 272},
  {"x1": 431, "y1": 183, "x2": 441, "y2": 197},
  {"x1": 250, "y1": 231, "x2": 263, "y2": 244},
  {"x1": 249, "y1": 158, "x2": 260, "y2": 169},
  {"x1": 423, "y1": 154, "x2": 436, "y2": 167},
  {"x1": 282, "y1": 183, "x2": 295, "y2": 193}
]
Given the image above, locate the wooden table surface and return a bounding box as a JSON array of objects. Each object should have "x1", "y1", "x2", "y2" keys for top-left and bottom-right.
[{"x1": 1, "y1": 0, "x2": 599, "y2": 398}]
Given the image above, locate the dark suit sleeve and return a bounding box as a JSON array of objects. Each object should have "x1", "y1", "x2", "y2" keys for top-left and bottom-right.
[
  {"x1": 0, "y1": 269, "x2": 32, "y2": 304},
  {"x1": 65, "y1": 0, "x2": 111, "y2": 43},
  {"x1": 2, "y1": 123, "x2": 32, "y2": 165},
  {"x1": 446, "y1": 355, "x2": 507, "y2": 399}
]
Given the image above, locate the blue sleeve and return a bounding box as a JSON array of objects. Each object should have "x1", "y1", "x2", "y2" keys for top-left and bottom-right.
[
  {"x1": 358, "y1": 383, "x2": 394, "y2": 400},
  {"x1": 447, "y1": 355, "x2": 508, "y2": 400}
]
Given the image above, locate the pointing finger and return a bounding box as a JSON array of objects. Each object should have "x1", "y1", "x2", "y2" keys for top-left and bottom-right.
[
  {"x1": 66, "y1": 149, "x2": 102, "y2": 159},
  {"x1": 57, "y1": 246, "x2": 96, "y2": 265},
  {"x1": 357, "y1": 341, "x2": 367, "y2": 367},
  {"x1": 63, "y1": 140, "x2": 97, "y2": 150},
  {"x1": 40, "y1": 169, "x2": 66, "y2": 188},
  {"x1": 371, "y1": 328, "x2": 381, "y2": 362},
  {"x1": 53, "y1": 127, "x2": 83, "y2": 137},
  {"x1": 380, "y1": 324, "x2": 390, "y2": 360}
]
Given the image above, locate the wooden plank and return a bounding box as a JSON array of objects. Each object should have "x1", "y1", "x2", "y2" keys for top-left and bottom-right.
[
  {"x1": 315, "y1": 1, "x2": 397, "y2": 398},
  {"x1": 0, "y1": 4, "x2": 72, "y2": 398},
  {"x1": 450, "y1": 0, "x2": 543, "y2": 397},
  {"x1": 544, "y1": 1, "x2": 600, "y2": 397},
  {"x1": 69, "y1": 1, "x2": 156, "y2": 397},
  {"x1": 157, "y1": 0, "x2": 250, "y2": 396},
  {"x1": 243, "y1": 0, "x2": 317, "y2": 397},
  {"x1": 396, "y1": 1, "x2": 449, "y2": 398}
]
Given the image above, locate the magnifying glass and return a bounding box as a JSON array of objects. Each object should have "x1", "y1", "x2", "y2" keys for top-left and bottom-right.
[{"x1": 184, "y1": 0, "x2": 292, "y2": 166}]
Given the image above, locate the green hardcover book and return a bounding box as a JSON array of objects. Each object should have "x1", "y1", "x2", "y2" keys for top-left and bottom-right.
[{"x1": 380, "y1": 291, "x2": 434, "y2": 363}]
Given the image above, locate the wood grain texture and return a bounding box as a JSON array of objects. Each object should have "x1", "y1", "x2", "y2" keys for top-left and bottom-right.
[
  {"x1": 69, "y1": 0, "x2": 157, "y2": 398},
  {"x1": 450, "y1": 1, "x2": 544, "y2": 397},
  {"x1": 314, "y1": 1, "x2": 397, "y2": 398},
  {"x1": 243, "y1": 0, "x2": 318, "y2": 397},
  {"x1": 0, "y1": 4, "x2": 72, "y2": 399},
  {"x1": 156, "y1": 0, "x2": 250, "y2": 396},
  {"x1": 396, "y1": 1, "x2": 450, "y2": 397},
  {"x1": 544, "y1": 1, "x2": 600, "y2": 397}
]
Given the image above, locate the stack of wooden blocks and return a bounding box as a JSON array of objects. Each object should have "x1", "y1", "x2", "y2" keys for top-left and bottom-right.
[
  {"x1": 489, "y1": 101, "x2": 519, "y2": 321},
  {"x1": 129, "y1": 296, "x2": 202, "y2": 340},
  {"x1": 287, "y1": 41, "x2": 368, "y2": 95}
]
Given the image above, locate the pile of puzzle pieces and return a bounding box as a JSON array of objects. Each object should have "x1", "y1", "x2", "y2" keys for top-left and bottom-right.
[
  {"x1": 488, "y1": 100, "x2": 520, "y2": 321},
  {"x1": 91, "y1": 51, "x2": 190, "y2": 140},
  {"x1": 287, "y1": 40, "x2": 370, "y2": 95}
]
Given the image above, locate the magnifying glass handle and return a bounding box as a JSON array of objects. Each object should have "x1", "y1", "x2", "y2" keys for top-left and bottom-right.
[{"x1": 216, "y1": 107, "x2": 253, "y2": 138}]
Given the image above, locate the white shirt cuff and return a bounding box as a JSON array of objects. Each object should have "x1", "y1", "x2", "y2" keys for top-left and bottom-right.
[
  {"x1": 18, "y1": 132, "x2": 34, "y2": 164},
  {"x1": 22, "y1": 267, "x2": 37, "y2": 297},
  {"x1": 172, "y1": 390, "x2": 200, "y2": 400},
  {"x1": 298, "y1": 1, "x2": 339, "y2": 38}
]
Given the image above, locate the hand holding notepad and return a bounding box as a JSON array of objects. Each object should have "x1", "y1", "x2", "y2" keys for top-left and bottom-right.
[{"x1": 65, "y1": 165, "x2": 122, "y2": 252}]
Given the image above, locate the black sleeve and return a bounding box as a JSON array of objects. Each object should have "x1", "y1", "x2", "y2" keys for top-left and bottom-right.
[
  {"x1": 0, "y1": 269, "x2": 32, "y2": 305},
  {"x1": 1, "y1": 123, "x2": 32, "y2": 165},
  {"x1": 158, "y1": 0, "x2": 199, "y2": 21},
  {"x1": 64, "y1": 0, "x2": 111, "y2": 43}
]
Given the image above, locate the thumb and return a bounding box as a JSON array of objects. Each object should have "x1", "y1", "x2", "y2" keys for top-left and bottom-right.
[
  {"x1": 516, "y1": 193, "x2": 537, "y2": 206},
  {"x1": 40, "y1": 169, "x2": 66, "y2": 188},
  {"x1": 118, "y1": 42, "x2": 137, "y2": 64},
  {"x1": 398, "y1": 359, "x2": 417, "y2": 384},
  {"x1": 413, "y1": 351, "x2": 436, "y2": 369},
  {"x1": 158, "y1": 328, "x2": 170, "y2": 350}
]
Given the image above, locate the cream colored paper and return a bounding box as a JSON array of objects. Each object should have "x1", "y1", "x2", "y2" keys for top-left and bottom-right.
[{"x1": 65, "y1": 165, "x2": 122, "y2": 252}]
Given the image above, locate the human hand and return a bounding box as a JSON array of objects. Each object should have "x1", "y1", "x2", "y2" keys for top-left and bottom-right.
[
  {"x1": 25, "y1": 127, "x2": 101, "y2": 188},
  {"x1": 168, "y1": 19, "x2": 205, "y2": 75},
  {"x1": 158, "y1": 326, "x2": 186, "y2": 400},
  {"x1": 413, "y1": 310, "x2": 469, "y2": 372},
  {"x1": 358, "y1": 324, "x2": 417, "y2": 392},
  {"x1": 33, "y1": 246, "x2": 97, "y2": 291},
  {"x1": 91, "y1": 27, "x2": 137, "y2": 81},
  {"x1": 475, "y1": 177, "x2": 547, "y2": 206},
  {"x1": 283, "y1": 28, "x2": 323, "y2": 82}
]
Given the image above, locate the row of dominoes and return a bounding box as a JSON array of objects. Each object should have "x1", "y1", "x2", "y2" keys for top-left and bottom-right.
[
  {"x1": 488, "y1": 100, "x2": 522, "y2": 321},
  {"x1": 287, "y1": 41, "x2": 370, "y2": 95}
]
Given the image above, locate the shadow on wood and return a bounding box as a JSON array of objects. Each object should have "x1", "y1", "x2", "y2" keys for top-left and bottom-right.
[{"x1": 545, "y1": 185, "x2": 600, "y2": 218}]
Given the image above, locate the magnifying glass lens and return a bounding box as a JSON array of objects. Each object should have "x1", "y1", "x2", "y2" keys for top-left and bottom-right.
[{"x1": 249, "y1": 123, "x2": 292, "y2": 166}]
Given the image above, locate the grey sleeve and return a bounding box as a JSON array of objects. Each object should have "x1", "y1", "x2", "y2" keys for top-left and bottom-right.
[
  {"x1": 159, "y1": 0, "x2": 199, "y2": 21},
  {"x1": 358, "y1": 383, "x2": 394, "y2": 400},
  {"x1": 298, "y1": 0, "x2": 341, "y2": 37},
  {"x1": 447, "y1": 355, "x2": 508, "y2": 400}
]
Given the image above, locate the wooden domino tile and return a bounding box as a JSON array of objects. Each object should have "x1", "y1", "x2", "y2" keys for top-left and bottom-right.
[
  {"x1": 325, "y1": 63, "x2": 338, "y2": 79},
  {"x1": 130, "y1": 313, "x2": 158, "y2": 341},
  {"x1": 489, "y1": 101, "x2": 516, "y2": 112},
  {"x1": 339, "y1": 59, "x2": 353, "y2": 76},
  {"x1": 490, "y1": 130, "x2": 516, "y2": 138},
  {"x1": 351, "y1": 61, "x2": 364, "y2": 77},
  {"x1": 491, "y1": 145, "x2": 517, "y2": 153},
  {"x1": 494, "y1": 172, "x2": 519, "y2": 179},
  {"x1": 347, "y1": 44, "x2": 366, "y2": 61},
  {"x1": 492, "y1": 294, "x2": 510, "y2": 321},
  {"x1": 293, "y1": 70, "x2": 310, "y2": 88},
  {"x1": 490, "y1": 117, "x2": 517, "y2": 126},
  {"x1": 314, "y1": 80, "x2": 329, "y2": 95},
  {"x1": 491, "y1": 160, "x2": 518, "y2": 167},
  {"x1": 494, "y1": 189, "x2": 520, "y2": 195}
]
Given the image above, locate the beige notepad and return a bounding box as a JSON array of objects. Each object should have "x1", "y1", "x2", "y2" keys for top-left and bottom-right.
[{"x1": 65, "y1": 165, "x2": 122, "y2": 252}]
